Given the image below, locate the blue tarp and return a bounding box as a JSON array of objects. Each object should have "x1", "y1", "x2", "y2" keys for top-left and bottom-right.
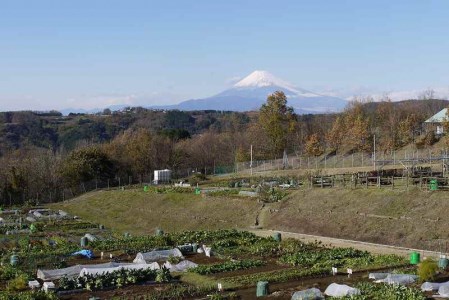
[{"x1": 71, "y1": 249, "x2": 93, "y2": 259}]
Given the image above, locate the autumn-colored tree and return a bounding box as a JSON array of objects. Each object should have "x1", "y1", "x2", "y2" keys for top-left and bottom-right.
[
  {"x1": 442, "y1": 107, "x2": 449, "y2": 133},
  {"x1": 342, "y1": 101, "x2": 372, "y2": 152},
  {"x1": 326, "y1": 116, "x2": 346, "y2": 152},
  {"x1": 245, "y1": 122, "x2": 271, "y2": 159},
  {"x1": 375, "y1": 100, "x2": 398, "y2": 151},
  {"x1": 398, "y1": 113, "x2": 420, "y2": 145},
  {"x1": 305, "y1": 133, "x2": 324, "y2": 156},
  {"x1": 105, "y1": 128, "x2": 173, "y2": 178},
  {"x1": 259, "y1": 91, "x2": 296, "y2": 157},
  {"x1": 235, "y1": 146, "x2": 250, "y2": 162},
  {"x1": 61, "y1": 146, "x2": 116, "y2": 187},
  {"x1": 182, "y1": 131, "x2": 234, "y2": 174}
]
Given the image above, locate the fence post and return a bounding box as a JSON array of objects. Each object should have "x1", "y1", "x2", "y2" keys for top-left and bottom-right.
[{"x1": 406, "y1": 173, "x2": 409, "y2": 190}]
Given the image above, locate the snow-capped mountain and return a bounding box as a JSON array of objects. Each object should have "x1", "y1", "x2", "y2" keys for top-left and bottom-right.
[{"x1": 168, "y1": 70, "x2": 348, "y2": 113}]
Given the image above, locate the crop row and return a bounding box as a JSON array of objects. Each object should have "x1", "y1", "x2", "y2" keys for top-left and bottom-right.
[
  {"x1": 278, "y1": 247, "x2": 370, "y2": 267},
  {"x1": 223, "y1": 266, "x2": 329, "y2": 286},
  {"x1": 110, "y1": 284, "x2": 216, "y2": 300},
  {"x1": 0, "y1": 291, "x2": 58, "y2": 300},
  {"x1": 58, "y1": 267, "x2": 172, "y2": 291},
  {"x1": 189, "y1": 259, "x2": 265, "y2": 275},
  {"x1": 334, "y1": 282, "x2": 425, "y2": 300}
]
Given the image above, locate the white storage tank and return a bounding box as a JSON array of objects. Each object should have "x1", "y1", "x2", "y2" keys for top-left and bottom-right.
[{"x1": 154, "y1": 169, "x2": 172, "y2": 184}]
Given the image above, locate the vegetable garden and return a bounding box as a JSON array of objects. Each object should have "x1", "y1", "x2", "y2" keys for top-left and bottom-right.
[{"x1": 0, "y1": 206, "x2": 435, "y2": 299}]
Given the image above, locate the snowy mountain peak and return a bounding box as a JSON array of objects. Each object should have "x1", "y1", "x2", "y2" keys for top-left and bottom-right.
[
  {"x1": 234, "y1": 70, "x2": 296, "y2": 90},
  {"x1": 158, "y1": 70, "x2": 349, "y2": 113}
]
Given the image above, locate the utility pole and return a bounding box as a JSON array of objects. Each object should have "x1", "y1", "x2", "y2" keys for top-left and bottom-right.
[
  {"x1": 373, "y1": 134, "x2": 376, "y2": 171},
  {"x1": 250, "y1": 144, "x2": 253, "y2": 176}
]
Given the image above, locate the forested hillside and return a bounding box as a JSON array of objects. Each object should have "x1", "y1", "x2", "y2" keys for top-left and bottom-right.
[{"x1": 0, "y1": 95, "x2": 448, "y2": 206}]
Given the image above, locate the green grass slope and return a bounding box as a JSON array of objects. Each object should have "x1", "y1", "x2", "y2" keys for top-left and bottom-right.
[
  {"x1": 52, "y1": 189, "x2": 261, "y2": 235},
  {"x1": 53, "y1": 187, "x2": 449, "y2": 251},
  {"x1": 263, "y1": 187, "x2": 449, "y2": 250}
]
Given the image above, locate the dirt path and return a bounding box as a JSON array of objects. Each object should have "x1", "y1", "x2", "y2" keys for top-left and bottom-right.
[{"x1": 248, "y1": 228, "x2": 444, "y2": 259}]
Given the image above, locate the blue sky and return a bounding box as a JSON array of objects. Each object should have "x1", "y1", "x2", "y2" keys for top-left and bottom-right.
[{"x1": 2, "y1": 0, "x2": 449, "y2": 110}]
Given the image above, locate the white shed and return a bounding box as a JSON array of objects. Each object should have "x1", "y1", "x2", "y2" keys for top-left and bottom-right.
[{"x1": 154, "y1": 169, "x2": 172, "y2": 184}]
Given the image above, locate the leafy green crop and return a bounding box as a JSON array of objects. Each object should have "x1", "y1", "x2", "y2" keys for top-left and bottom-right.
[
  {"x1": 224, "y1": 267, "x2": 329, "y2": 286},
  {"x1": 58, "y1": 267, "x2": 172, "y2": 291},
  {"x1": 333, "y1": 282, "x2": 425, "y2": 300},
  {"x1": 189, "y1": 259, "x2": 265, "y2": 275}
]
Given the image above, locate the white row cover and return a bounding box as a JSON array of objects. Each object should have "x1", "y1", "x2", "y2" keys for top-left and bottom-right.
[
  {"x1": 421, "y1": 281, "x2": 449, "y2": 292},
  {"x1": 439, "y1": 284, "x2": 449, "y2": 297},
  {"x1": 37, "y1": 262, "x2": 143, "y2": 281},
  {"x1": 31, "y1": 209, "x2": 68, "y2": 219},
  {"x1": 324, "y1": 283, "x2": 361, "y2": 297},
  {"x1": 203, "y1": 246, "x2": 212, "y2": 257},
  {"x1": 79, "y1": 263, "x2": 159, "y2": 277},
  {"x1": 368, "y1": 273, "x2": 389, "y2": 280},
  {"x1": 133, "y1": 248, "x2": 183, "y2": 264},
  {"x1": 83, "y1": 233, "x2": 97, "y2": 242},
  {"x1": 163, "y1": 260, "x2": 198, "y2": 272},
  {"x1": 291, "y1": 287, "x2": 324, "y2": 300},
  {"x1": 375, "y1": 274, "x2": 418, "y2": 285}
]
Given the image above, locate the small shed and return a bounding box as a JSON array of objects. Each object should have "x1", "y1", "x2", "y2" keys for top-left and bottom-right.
[
  {"x1": 153, "y1": 169, "x2": 172, "y2": 184},
  {"x1": 424, "y1": 108, "x2": 448, "y2": 134}
]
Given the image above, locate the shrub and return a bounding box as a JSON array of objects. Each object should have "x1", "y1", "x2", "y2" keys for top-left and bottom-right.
[
  {"x1": 0, "y1": 265, "x2": 21, "y2": 281},
  {"x1": 418, "y1": 258, "x2": 438, "y2": 282},
  {"x1": 6, "y1": 274, "x2": 28, "y2": 291},
  {"x1": 167, "y1": 255, "x2": 182, "y2": 264},
  {"x1": 155, "y1": 267, "x2": 172, "y2": 283},
  {"x1": 258, "y1": 187, "x2": 287, "y2": 203}
]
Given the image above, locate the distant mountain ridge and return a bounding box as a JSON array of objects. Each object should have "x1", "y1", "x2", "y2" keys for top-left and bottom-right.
[
  {"x1": 160, "y1": 70, "x2": 348, "y2": 113},
  {"x1": 59, "y1": 70, "x2": 350, "y2": 115}
]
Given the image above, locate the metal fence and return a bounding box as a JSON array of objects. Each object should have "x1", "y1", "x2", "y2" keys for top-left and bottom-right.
[{"x1": 235, "y1": 149, "x2": 449, "y2": 175}]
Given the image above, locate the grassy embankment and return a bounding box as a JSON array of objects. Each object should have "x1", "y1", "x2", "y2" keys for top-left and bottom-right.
[
  {"x1": 263, "y1": 187, "x2": 449, "y2": 250},
  {"x1": 52, "y1": 186, "x2": 449, "y2": 250},
  {"x1": 51, "y1": 189, "x2": 260, "y2": 235}
]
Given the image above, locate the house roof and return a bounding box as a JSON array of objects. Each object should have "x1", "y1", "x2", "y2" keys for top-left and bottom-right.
[{"x1": 425, "y1": 108, "x2": 449, "y2": 123}]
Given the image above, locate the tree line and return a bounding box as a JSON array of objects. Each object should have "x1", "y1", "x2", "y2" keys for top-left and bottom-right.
[{"x1": 0, "y1": 92, "x2": 447, "y2": 206}]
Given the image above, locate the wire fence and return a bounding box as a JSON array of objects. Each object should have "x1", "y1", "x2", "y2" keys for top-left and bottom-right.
[
  {"x1": 0, "y1": 163, "x2": 239, "y2": 207},
  {"x1": 3, "y1": 148, "x2": 449, "y2": 206},
  {"x1": 235, "y1": 148, "x2": 449, "y2": 175}
]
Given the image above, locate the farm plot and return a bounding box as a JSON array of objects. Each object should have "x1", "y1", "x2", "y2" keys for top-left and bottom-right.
[{"x1": 0, "y1": 209, "x2": 425, "y2": 300}]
